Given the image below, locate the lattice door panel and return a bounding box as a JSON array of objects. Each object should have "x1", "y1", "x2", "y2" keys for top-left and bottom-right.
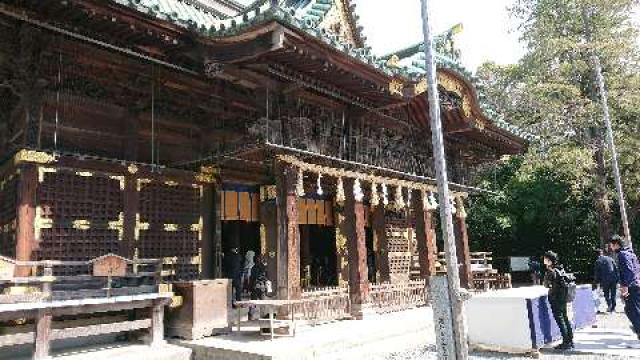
[
  {"x1": 0, "y1": 174, "x2": 18, "y2": 258},
  {"x1": 138, "y1": 181, "x2": 201, "y2": 281},
  {"x1": 36, "y1": 168, "x2": 124, "y2": 274},
  {"x1": 385, "y1": 210, "x2": 415, "y2": 283},
  {"x1": 38, "y1": 170, "x2": 123, "y2": 223}
]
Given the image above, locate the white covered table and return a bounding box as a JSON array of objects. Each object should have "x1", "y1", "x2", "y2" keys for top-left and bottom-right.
[{"x1": 466, "y1": 285, "x2": 595, "y2": 355}]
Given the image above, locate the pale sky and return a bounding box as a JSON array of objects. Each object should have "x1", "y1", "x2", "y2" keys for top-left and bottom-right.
[
  {"x1": 354, "y1": 0, "x2": 525, "y2": 71},
  {"x1": 355, "y1": 1, "x2": 640, "y2": 72}
]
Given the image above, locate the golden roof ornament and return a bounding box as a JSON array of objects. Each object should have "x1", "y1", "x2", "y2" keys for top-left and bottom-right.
[
  {"x1": 195, "y1": 165, "x2": 217, "y2": 184},
  {"x1": 414, "y1": 78, "x2": 428, "y2": 96},
  {"x1": 437, "y1": 72, "x2": 472, "y2": 117},
  {"x1": 389, "y1": 79, "x2": 404, "y2": 96},
  {"x1": 386, "y1": 54, "x2": 401, "y2": 68}
]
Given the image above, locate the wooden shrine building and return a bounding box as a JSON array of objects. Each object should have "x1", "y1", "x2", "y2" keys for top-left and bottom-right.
[{"x1": 0, "y1": 0, "x2": 527, "y2": 317}]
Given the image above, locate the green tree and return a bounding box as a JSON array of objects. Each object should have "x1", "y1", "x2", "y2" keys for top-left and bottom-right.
[{"x1": 468, "y1": 0, "x2": 640, "y2": 276}]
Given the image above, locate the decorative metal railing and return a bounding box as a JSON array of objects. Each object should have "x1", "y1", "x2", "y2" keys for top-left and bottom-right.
[
  {"x1": 368, "y1": 279, "x2": 427, "y2": 313},
  {"x1": 296, "y1": 285, "x2": 351, "y2": 324}
]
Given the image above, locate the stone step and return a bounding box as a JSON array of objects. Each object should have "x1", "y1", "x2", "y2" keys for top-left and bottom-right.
[{"x1": 9, "y1": 344, "x2": 192, "y2": 360}]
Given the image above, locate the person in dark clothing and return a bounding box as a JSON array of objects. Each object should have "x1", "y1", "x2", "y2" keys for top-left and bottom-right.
[
  {"x1": 609, "y1": 236, "x2": 640, "y2": 339},
  {"x1": 543, "y1": 250, "x2": 574, "y2": 350},
  {"x1": 529, "y1": 257, "x2": 542, "y2": 285},
  {"x1": 226, "y1": 248, "x2": 243, "y2": 303},
  {"x1": 249, "y1": 255, "x2": 270, "y2": 325},
  {"x1": 593, "y1": 248, "x2": 619, "y2": 313},
  {"x1": 250, "y1": 255, "x2": 268, "y2": 301}
]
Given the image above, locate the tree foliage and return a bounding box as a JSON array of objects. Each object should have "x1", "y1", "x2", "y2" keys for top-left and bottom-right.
[{"x1": 468, "y1": 0, "x2": 640, "y2": 278}]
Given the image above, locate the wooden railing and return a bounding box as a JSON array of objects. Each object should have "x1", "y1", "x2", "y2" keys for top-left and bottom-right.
[
  {"x1": 368, "y1": 279, "x2": 427, "y2": 313},
  {"x1": 297, "y1": 286, "x2": 350, "y2": 324},
  {"x1": 0, "y1": 254, "x2": 162, "y2": 303},
  {"x1": 0, "y1": 254, "x2": 169, "y2": 360},
  {"x1": 472, "y1": 272, "x2": 512, "y2": 293}
]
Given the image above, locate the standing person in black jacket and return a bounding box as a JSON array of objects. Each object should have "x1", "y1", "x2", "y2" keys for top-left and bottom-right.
[
  {"x1": 543, "y1": 251, "x2": 574, "y2": 350},
  {"x1": 226, "y1": 247, "x2": 243, "y2": 304},
  {"x1": 249, "y1": 254, "x2": 269, "y2": 326},
  {"x1": 593, "y1": 248, "x2": 619, "y2": 313}
]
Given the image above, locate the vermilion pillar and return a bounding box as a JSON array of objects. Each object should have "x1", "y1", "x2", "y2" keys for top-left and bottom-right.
[
  {"x1": 343, "y1": 179, "x2": 369, "y2": 319},
  {"x1": 372, "y1": 205, "x2": 390, "y2": 283},
  {"x1": 275, "y1": 162, "x2": 301, "y2": 300},
  {"x1": 15, "y1": 164, "x2": 38, "y2": 277},
  {"x1": 454, "y1": 198, "x2": 473, "y2": 289},
  {"x1": 413, "y1": 190, "x2": 437, "y2": 279}
]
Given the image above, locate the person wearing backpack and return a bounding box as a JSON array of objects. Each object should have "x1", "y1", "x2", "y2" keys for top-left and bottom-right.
[
  {"x1": 609, "y1": 236, "x2": 640, "y2": 339},
  {"x1": 543, "y1": 251, "x2": 574, "y2": 350}
]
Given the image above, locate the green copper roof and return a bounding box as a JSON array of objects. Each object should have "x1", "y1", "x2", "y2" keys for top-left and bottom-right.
[
  {"x1": 112, "y1": 0, "x2": 531, "y2": 142},
  {"x1": 113, "y1": 0, "x2": 227, "y2": 24}
]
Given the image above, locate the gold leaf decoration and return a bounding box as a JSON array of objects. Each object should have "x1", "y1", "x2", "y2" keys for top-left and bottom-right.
[
  {"x1": 72, "y1": 219, "x2": 91, "y2": 230},
  {"x1": 38, "y1": 167, "x2": 57, "y2": 183},
  {"x1": 110, "y1": 176, "x2": 126, "y2": 191},
  {"x1": 389, "y1": 79, "x2": 404, "y2": 96},
  {"x1": 137, "y1": 178, "x2": 152, "y2": 192},
  {"x1": 134, "y1": 214, "x2": 149, "y2": 241},
  {"x1": 195, "y1": 165, "x2": 217, "y2": 184},
  {"x1": 127, "y1": 164, "x2": 139, "y2": 174},
  {"x1": 437, "y1": 72, "x2": 472, "y2": 117},
  {"x1": 414, "y1": 78, "x2": 428, "y2": 96},
  {"x1": 260, "y1": 224, "x2": 267, "y2": 256},
  {"x1": 14, "y1": 150, "x2": 56, "y2": 165},
  {"x1": 108, "y1": 213, "x2": 125, "y2": 240},
  {"x1": 260, "y1": 185, "x2": 277, "y2": 201},
  {"x1": 34, "y1": 206, "x2": 53, "y2": 240},
  {"x1": 163, "y1": 223, "x2": 179, "y2": 232}
]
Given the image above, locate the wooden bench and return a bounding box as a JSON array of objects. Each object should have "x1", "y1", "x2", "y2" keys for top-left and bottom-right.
[
  {"x1": 234, "y1": 299, "x2": 302, "y2": 340},
  {"x1": 0, "y1": 254, "x2": 171, "y2": 360}
]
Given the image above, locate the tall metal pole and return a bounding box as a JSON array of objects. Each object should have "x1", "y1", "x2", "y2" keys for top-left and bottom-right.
[
  {"x1": 583, "y1": 9, "x2": 632, "y2": 246},
  {"x1": 420, "y1": 0, "x2": 468, "y2": 358}
]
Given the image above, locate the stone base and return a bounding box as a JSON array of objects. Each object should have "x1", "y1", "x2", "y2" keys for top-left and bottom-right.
[
  {"x1": 167, "y1": 324, "x2": 231, "y2": 340},
  {"x1": 350, "y1": 302, "x2": 377, "y2": 320},
  {"x1": 5, "y1": 344, "x2": 192, "y2": 360}
]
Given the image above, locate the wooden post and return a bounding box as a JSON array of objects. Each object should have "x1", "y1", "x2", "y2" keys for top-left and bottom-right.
[
  {"x1": 201, "y1": 183, "x2": 214, "y2": 279},
  {"x1": 15, "y1": 164, "x2": 37, "y2": 277},
  {"x1": 343, "y1": 179, "x2": 369, "y2": 319},
  {"x1": 334, "y1": 206, "x2": 349, "y2": 287},
  {"x1": 34, "y1": 308, "x2": 52, "y2": 360},
  {"x1": 275, "y1": 161, "x2": 300, "y2": 300},
  {"x1": 122, "y1": 171, "x2": 139, "y2": 261},
  {"x1": 260, "y1": 199, "x2": 278, "y2": 292},
  {"x1": 372, "y1": 205, "x2": 390, "y2": 283},
  {"x1": 213, "y1": 184, "x2": 223, "y2": 279},
  {"x1": 149, "y1": 300, "x2": 165, "y2": 346},
  {"x1": 413, "y1": 190, "x2": 437, "y2": 279},
  {"x1": 454, "y1": 200, "x2": 472, "y2": 290}
]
